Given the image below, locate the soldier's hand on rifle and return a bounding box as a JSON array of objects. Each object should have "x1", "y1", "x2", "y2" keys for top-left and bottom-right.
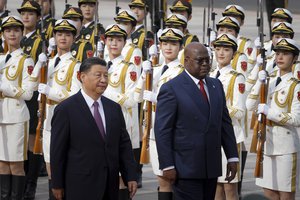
[
  {"x1": 38, "y1": 53, "x2": 47, "y2": 64},
  {"x1": 149, "y1": 45, "x2": 158, "y2": 57},
  {"x1": 97, "y1": 41, "x2": 104, "y2": 53},
  {"x1": 38, "y1": 83, "x2": 50, "y2": 96},
  {"x1": 254, "y1": 37, "x2": 261, "y2": 49},
  {"x1": 143, "y1": 90, "x2": 157, "y2": 103},
  {"x1": 210, "y1": 31, "x2": 217, "y2": 42},
  {"x1": 258, "y1": 70, "x2": 267, "y2": 82},
  {"x1": 141, "y1": 60, "x2": 152, "y2": 79},
  {"x1": 256, "y1": 54, "x2": 264, "y2": 65},
  {"x1": 257, "y1": 103, "x2": 269, "y2": 116},
  {"x1": 47, "y1": 37, "x2": 56, "y2": 55}
]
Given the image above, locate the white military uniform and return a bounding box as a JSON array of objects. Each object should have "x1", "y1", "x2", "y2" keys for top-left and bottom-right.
[
  {"x1": 237, "y1": 36, "x2": 257, "y2": 71},
  {"x1": 29, "y1": 52, "x2": 81, "y2": 162},
  {"x1": 104, "y1": 38, "x2": 142, "y2": 74},
  {"x1": 246, "y1": 71, "x2": 300, "y2": 192},
  {"x1": 292, "y1": 61, "x2": 300, "y2": 81},
  {"x1": 0, "y1": 49, "x2": 34, "y2": 161},
  {"x1": 210, "y1": 65, "x2": 246, "y2": 183},
  {"x1": 103, "y1": 55, "x2": 140, "y2": 149},
  {"x1": 134, "y1": 59, "x2": 184, "y2": 175},
  {"x1": 246, "y1": 49, "x2": 276, "y2": 92}
]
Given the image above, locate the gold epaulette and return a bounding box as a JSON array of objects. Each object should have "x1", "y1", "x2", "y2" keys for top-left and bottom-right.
[
  {"x1": 121, "y1": 60, "x2": 133, "y2": 66},
  {"x1": 290, "y1": 77, "x2": 300, "y2": 84},
  {"x1": 69, "y1": 57, "x2": 80, "y2": 63},
  {"x1": 239, "y1": 36, "x2": 251, "y2": 42},
  {"x1": 21, "y1": 53, "x2": 30, "y2": 58},
  {"x1": 229, "y1": 70, "x2": 243, "y2": 77},
  {"x1": 129, "y1": 43, "x2": 139, "y2": 49},
  {"x1": 269, "y1": 70, "x2": 278, "y2": 78}
]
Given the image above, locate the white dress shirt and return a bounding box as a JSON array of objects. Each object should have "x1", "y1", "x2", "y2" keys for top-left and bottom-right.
[{"x1": 81, "y1": 89, "x2": 106, "y2": 132}]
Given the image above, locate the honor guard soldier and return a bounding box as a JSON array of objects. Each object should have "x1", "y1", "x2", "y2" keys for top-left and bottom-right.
[
  {"x1": 129, "y1": 0, "x2": 154, "y2": 61},
  {"x1": 134, "y1": 28, "x2": 184, "y2": 200},
  {"x1": 246, "y1": 38, "x2": 300, "y2": 200},
  {"x1": 112, "y1": 9, "x2": 143, "y2": 72},
  {"x1": 62, "y1": 6, "x2": 93, "y2": 62},
  {"x1": 263, "y1": 8, "x2": 293, "y2": 49},
  {"x1": 78, "y1": 0, "x2": 105, "y2": 51},
  {"x1": 222, "y1": 4, "x2": 257, "y2": 69},
  {"x1": 102, "y1": 23, "x2": 139, "y2": 199},
  {"x1": 266, "y1": 0, "x2": 289, "y2": 36},
  {"x1": 0, "y1": 15, "x2": 34, "y2": 200},
  {"x1": 169, "y1": 0, "x2": 199, "y2": 48},
  {"x1": 292, "y1": 61, "x2": 300, "y2": 81},
  {"x1": 18, "y1": 0, "x2": 43, "y2": 64},
  {"x1": 246, "y1": 22, "x2": 294, "y2": 92},
  {"x1": 164, "y1": 13, "x2": 187, "y2": 64},
  {"x1": 17, "y1": 2, "x2": 46, "y2": 199},
  {"x1": 0, "y1": 0, "x2": 9, "y2": 53},
  {"x1": 28, "y1": 19, "x2": 81, "y2": 199},
  {"x1": 36, "y1": 0, "x2": 56, "y2": 40},
  {"x1": 215, "y1": 16, "x2": 249, "y2": 78},
  {"x1": 210, "y1": 33, "x2": 246, "y2": 200}
]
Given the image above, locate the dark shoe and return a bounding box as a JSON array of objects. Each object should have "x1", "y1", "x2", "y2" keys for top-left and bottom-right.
[
  {"x1": 158, "y1": 192, "x2": 173, "y2": 200},
  {"x1": 118, "y1": 188, "x2": 130, "y2": 200},
  {"x1": 23, "y1": 180, "x2": 37, "y2": 200},
  {"x1": 0, "y1": 174, "x2": 11, "y2": 200},
  {"x1": 48, "y1": 180, "x2": 56, "y2": 200},
  {"x1": 11, "y1": 175, "x2": 25, "y2": 200}
]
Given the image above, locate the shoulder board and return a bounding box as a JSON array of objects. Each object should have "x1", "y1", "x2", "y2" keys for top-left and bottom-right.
[
  {"x1": 177, "y1": 64, "x2": 184, "y2": 68},
  {"x1": 129, "y1": 43, "x2": 139, "y2": 48},
  {"x1": 290, "y1": 77, "x2": 300, "y2": 84},
  {"x1": 21, "y1": 53, "x2": 31, "y2": 58},
  {"x1": 70, "y1": 57, "x2": 80, "y2": 63},
  {"x1": 229, "y1": 70, "x2": 243, "y2": 77},
  {"x1": 269, "y1": 70, "x2": 277, "y2": 77},
  {"x1": 121, "y1": 60, "x2": 133, "y2": 65},
  {"x1": 239, "y1": 36, "x2": 250, "y2": 41}
]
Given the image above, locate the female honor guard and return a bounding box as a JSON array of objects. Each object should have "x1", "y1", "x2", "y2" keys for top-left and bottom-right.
[
  {"x1": 62, "y1": 6, "x2": 93, "y2": 62},
  {"x1": 0, "y1": 15, "x2": 34, "y2": 199},
  {"x1": 246, "y1": 38, "x2": 300, "y2": 200},
  {"x1": 210, "y1": 33, "x2": 246, "y2": 200},
  {"x1": 102, "y1": 23, "x2": 139, "y2": 199},
  {"x1": 134, "y1": 28, "x2": 184, "y2": 200},
  {"x1": 36, "y1": 0, "x2": 56, "y2": 40},
  {"x1": 215, "y1": 16, "x2": 249, "y2": 78},
  {"x1": 28, "y1": 19, "x2": 81, "y2": 199}
]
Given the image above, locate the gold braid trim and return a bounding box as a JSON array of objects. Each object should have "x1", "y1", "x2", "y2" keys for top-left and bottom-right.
[{"x1": 274, "y1": 80, "x2": 298, "y2": 112}]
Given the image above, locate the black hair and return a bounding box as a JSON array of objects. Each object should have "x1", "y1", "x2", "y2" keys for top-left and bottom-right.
[{"x1": 79, "y1": 57, "x2": 107, "y2": 73}]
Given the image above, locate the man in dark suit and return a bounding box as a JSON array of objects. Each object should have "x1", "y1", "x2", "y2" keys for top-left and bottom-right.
[
  {"x1": 50, "y1": 57, "x2": 137, "y2": 200},
  {"x1": 154, "y1": 42, "x2": 239, "y2": 200}
]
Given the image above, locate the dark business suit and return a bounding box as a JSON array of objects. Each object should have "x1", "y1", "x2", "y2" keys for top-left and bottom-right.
[
  {"x1": 154, "y1": 71, "x2": 238, "y2": 200},
  {"x1": 50, "y1": 91, "x2": 137, "y2": 200}
]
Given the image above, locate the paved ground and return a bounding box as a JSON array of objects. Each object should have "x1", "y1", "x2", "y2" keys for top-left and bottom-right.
[{"x1": 5, "y1": 0, "x2": 300, "y2": 199}]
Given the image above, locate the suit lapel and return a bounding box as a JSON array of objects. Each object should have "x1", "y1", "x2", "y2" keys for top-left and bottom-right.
[
  {"x1": 76, "y1": 92, "x2": 106, "y2": 143},
  {"x1": 181, "y1": 71, "x2": 209, "y2": 112},
  {"x1": 205, "y1": 77, "x2": 217, "y2": 121}
]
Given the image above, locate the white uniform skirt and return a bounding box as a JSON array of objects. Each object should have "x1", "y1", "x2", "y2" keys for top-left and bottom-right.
[
  {"x1": 149, "y1": 139, "x2": 163, "y2": 176},
  {"x1": 217, "y1": 143, "x2": 241, "y2": 183},
  {"x1": 0, "y1": 121, "x2": 29, "y2": 161},
  {"x1": 256, "y1": 153, "x2": 299, "y2": 192},
  {"x1": 43, "y1": 129, "x2": 51, "y2": 163}
]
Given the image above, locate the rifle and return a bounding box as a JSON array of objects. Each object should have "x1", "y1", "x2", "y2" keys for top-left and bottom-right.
[
  {"x1": 253, "y1": 0, "x2": 268, "y2": 178},
  {"x1": 202, "y1": 8, "x2": 206, "y2": 44},
  {"x1": 94, "y1": 0, "x2": 102, "y2": 58},
  {"x1": 65, "y1": 0, "x2": 71, "y2": 10},
  {"x1": 206, "y1": 0, "x2": 216, "y2": 47},
  {"x1": 34, "y1": 2, "x2": 48, "y2": 155},
  {"x1": 115, "y1": 0, "x2": 121, "y2": 15}
]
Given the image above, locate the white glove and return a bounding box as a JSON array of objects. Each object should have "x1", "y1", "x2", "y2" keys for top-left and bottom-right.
[
  {"x1": 97, "y1": 41, "x2": 104, "y2": 52},
  {"x1": 143, "y1": 90, "x2": 157, "y2": 103},
  {"x1": 149, "y1": 44, "x2": 158, "y2": 56},
  {"x1": 142, "y1": 61, "x2": 152, "y2": 73},
  {"x1": 38, "y1": 83, "x2": 50, "y2": 96},
  {"x1": 257, "y1": 103, "x2": 269, "y2": 116},
  {"x1": 258, "y1": 70, "x2": 267, "y2": 82},
  {"x1": 210, "y1": 31, "x2": 217, "y2": 42},
  {"x1": 256, "y1": 54, "x2": 263, "y2": 65},
  {"x1": 254, "y1": 37, "x2": 261, "y2": 48},
  {"x1": 157, "y1": 29, "x2": 163, "y2": 39},
  {"x1": 38, "y1": 53, "x2": 47, "y2": 64},
  {"x1": 47, "y1": 37, "x2": 56, "y2": 54}
]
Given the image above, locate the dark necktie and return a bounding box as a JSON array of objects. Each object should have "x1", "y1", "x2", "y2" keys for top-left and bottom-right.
[
  {"x1": 107, "y1": 61, "x2": 113, "y2": 69},
  {"x1": 275, "y1": 77, "x2": 281, "y2": 87},
  {"x1": 54, "y1": 57, "x2": 61, "y2": 68},
  {"x1": 199, "y1": 80, "x2": 209, "y2": 103},
  {"x1": 161, "y1": 65, "x2": 169, "y2": 75},
  {"x1": 5, "y1": 54, "x2": 11, "y2": 63},
  {"x1": 93, "y1": 101, "x2": 106, "y2": 140},
  {"x1": 216, "y1": 70, "x2": 220, "y2": 79}
]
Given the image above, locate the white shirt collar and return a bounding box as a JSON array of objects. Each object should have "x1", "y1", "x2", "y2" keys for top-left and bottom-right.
[
  {"x1": 84, "y1": 21, "x2": 93, "y2": 28},
  {"x1": 25, "y1": 30, "x2": 35, "y2": 38},
  {"x1": 218, "y1": 64, "x2": 232, "y2": 74},
  {"x1": 185, "y1": 69, "x2": 207, "y2": 85},
  {"x1": 162, "y1": 59, "x2": 181, "y2": 69},
  {"x1": 81, "y1": 89, "x2": 102, "y2": 109},
  {"x1": 134, "y1": 24, "x2": 143, "y2": 32}
]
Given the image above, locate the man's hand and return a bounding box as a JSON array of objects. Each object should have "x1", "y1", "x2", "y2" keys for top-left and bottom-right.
[
  {"x1": 127, "y1": 181, "x2": 137, "y2": 199},
  {"x1": 162, "y1": 169, "x2": 177, "y2": 184},
  {"x1": 52, "y1": 188, "x2": 64, "y2": 200},
  {"x1": 225, "y1": 162, "x2": 238, "y2": 183}
]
